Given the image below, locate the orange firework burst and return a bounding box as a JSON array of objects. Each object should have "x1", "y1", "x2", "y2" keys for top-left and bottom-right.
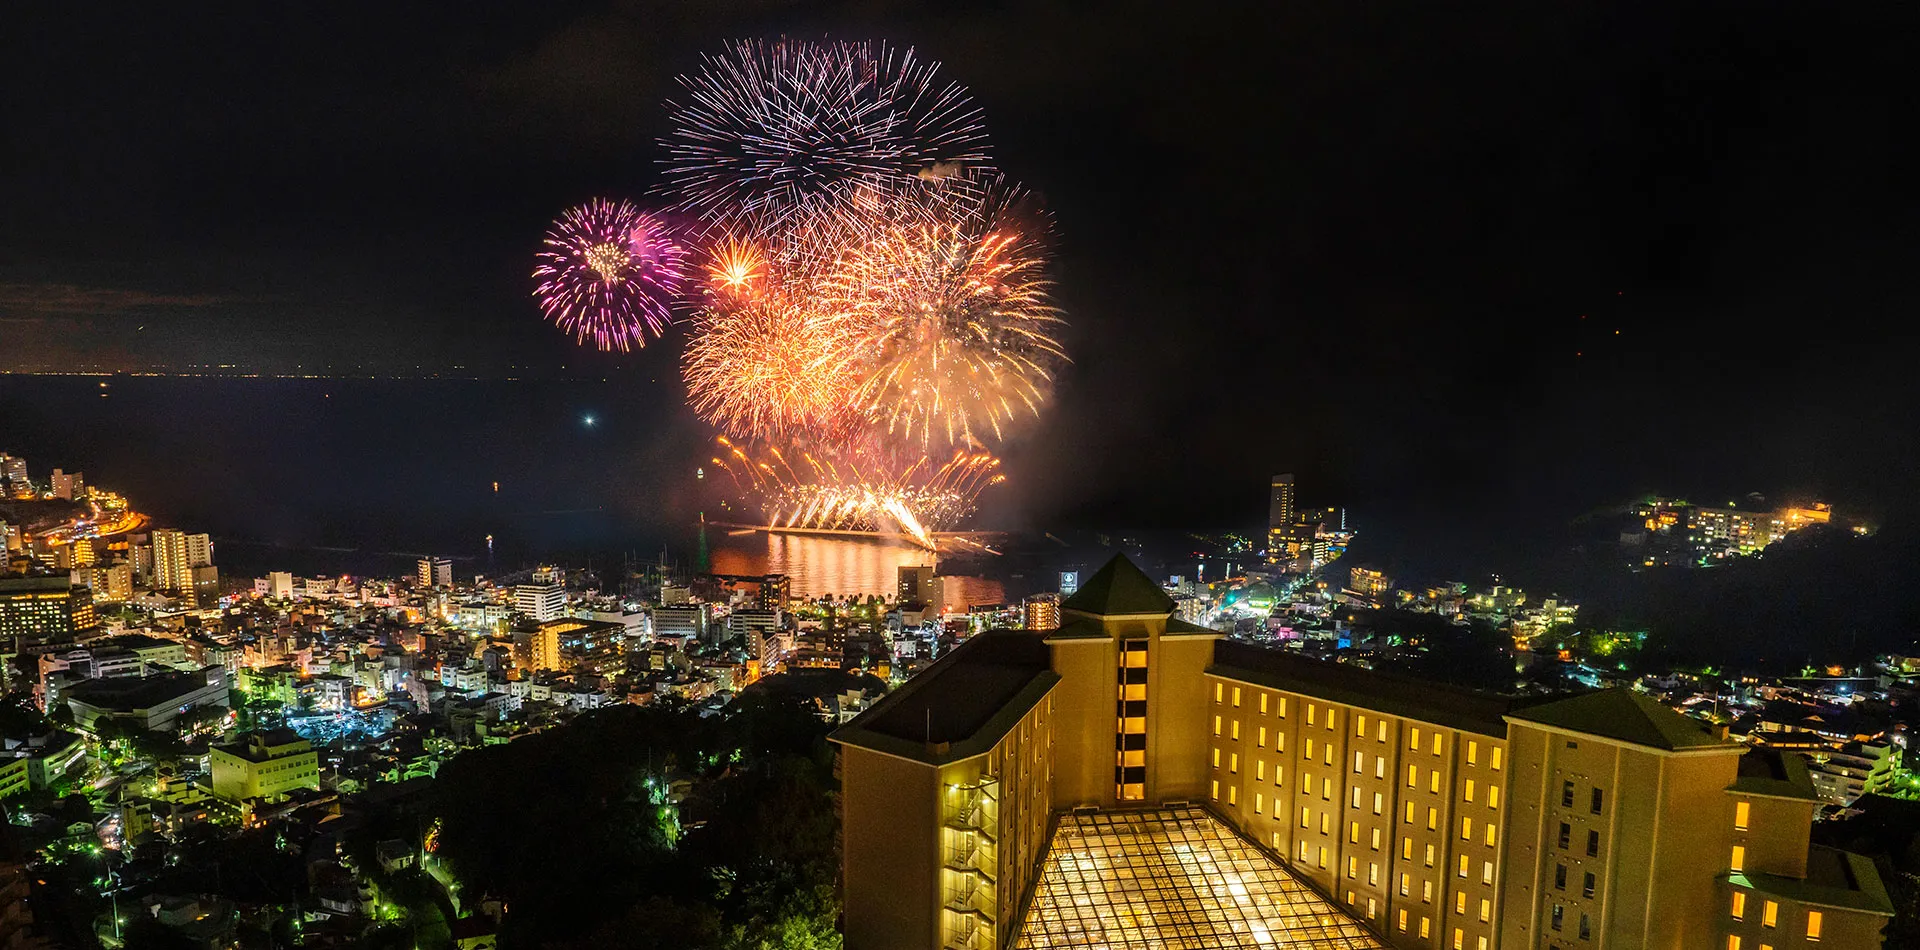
[
  {"x1": 705, "y1": 237, "x2": 767, "y2": 297},
  {"x1": 823, "y1": 214, "x2": 1064, "y2": 448},
  {"x1": 710, "y1": 436, "x2": 1004, "y2": 546},
  {"x1": 682, "y1": 290, "x2": 858, "y2": 441}
]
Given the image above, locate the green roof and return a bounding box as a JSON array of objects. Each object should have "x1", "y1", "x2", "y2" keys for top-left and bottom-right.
[
  {"x1": 1062, "y1": 555, "x2": 1174, "y2": 616},
  {"x1": 1507, "y1": 689, "x2": 1731, "y2": 751}
]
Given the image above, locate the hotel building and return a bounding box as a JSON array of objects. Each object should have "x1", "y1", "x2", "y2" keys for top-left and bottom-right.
[{"x1": 832, "y1": 555, "x2": 1891, "y2": 950}]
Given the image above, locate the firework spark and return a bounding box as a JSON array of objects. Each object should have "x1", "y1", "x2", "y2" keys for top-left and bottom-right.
[
  {"x1": 823, "y1": 202, "x2": 1065, "y2": 448},
  {"x1": 661, "y1": 39, "x2": 989, "y2": 232},
  {"x1": 711, "y1": 437, "x2": 1004, "y2": 547},
  {"x1": 682, "y1": 289, "x2": 858, "y2": 441},
  {"x1": 533, "y1": 199, "x2": 687, "y2": 351}
]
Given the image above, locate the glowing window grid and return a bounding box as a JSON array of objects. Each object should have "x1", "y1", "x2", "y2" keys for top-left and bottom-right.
[{"x1": 1014, "y1": 804, "x2": 1387, "y2": 949}]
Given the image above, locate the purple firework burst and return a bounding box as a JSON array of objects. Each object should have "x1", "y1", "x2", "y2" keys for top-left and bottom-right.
[{"x1": 533, "y1": 199, "x2": 688, "y2": 351}]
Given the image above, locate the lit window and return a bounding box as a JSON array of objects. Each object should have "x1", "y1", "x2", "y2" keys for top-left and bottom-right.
[
  {"x1": 1258, "y1": 726, "x2": 1267, "y2": 748},
  {"x1": 1408, "y1": 764, "x2": 1419, "y2": 787},
  {"x1": 1257, "y1": 759, "x2": 1267, "y2": 781},
  {"x1": 1229, "y1": 785, "x2": 1238, "y2": 806},
  {"x1": 1728, "y1": 937, "x2": 1742, "y2": 950},
  {"x1": 1276, "y1": 732, "x2": 1286, "y2": 753},
  {"x1": 1763, "y1": 900, "x2": 1778, "y2": 928},
  {"x1": 1465, "y1": 778, "x2": 1476, "y2": 802},
  {"x1": 1431, "y1": 733, "x2": 1442, "y2": 755},
  {"x1": 1735, "y1": 800, "x2": 1750, "y2": 831},
  {"x1": 1371, "y1": 827, "x2": 1382, "y2": 850},
  {"x1": 1212, "y1": 780, "x2": 1219, "y2": 800},
  {"x1": 1308, "y1": 704, "x2": 1317, "y2": 726},
  {"x1": 1489, "y1": 785, "x2": 1501, "y2": 810},
  {"x1": 1404, "y1": 801, "x2": 1416, "y2": 823},
  {"x1": 1455, "y1": 891, "x2": 1467, "y2": 914},
  {"x1": 1356, "y1": 714, "x2": 1367, "y2": 736},
  {"x1": 1479, "y1": 898, "x2": 1490, "y2": 922},
  {"x1": 1462, "y1": 817, "x2": 1473, "y2": 840},
  {"x1": 1375, "y1": 756, "x2": 1386, "y2": 779},
  {"x1": 1453, "y1": 926, "x2": 1464, "y2": 949},
  {"x1": 1215, "y1": 682, "x2": 1224, "y2": 703},
  {"x1": 1806, "y1": 910, "x2": 1822, "y2": 941},
  {"x1": 1230, "y1": 752, "x2": 1239, "y2": 773},
  {"x1": 1322, "y1": 777, "x2": 1332, "y2": 800},
  {"x1": 1260, "y1": 693, "x2": 1269, "y2": 714},
  {"x1": 1491, "y1": 747, "x2": 1503, "y2": 770},
  {"x1": 1731, "y1": 845, "x2": 1746, "y2": 871},
  {"x1": 1410, "y1": 727, "x2": 1422, "y2": 751},
  {"x1": 1430, "y1": 771, "x2": 1441, "y2": 794},
  {"x1": 1232, "y1": 721, "x2": 1241, "y2": 741},
  {"x1": 1300, "y1": 807, "x2": 1310, "y2": 829},
  {"x1": 1482, "y1": 861, "x2": 1494, "y2": 884},
  {"x1": 1279, "y1": 696, "x2": 1288, "y2": 718},
  {"x1": 1427, "y1": 807, "x2": 1438, "y2": 830},
  {"x1": 1318, "y1": 845, "x2": 1328, "y2": 868},
  {"x1": 1354, "y1": 750, "x2": 1365, "y2": 773},
  {"x1": 1232, "y1": 686, "x2": 1242, "y2": 707},
  {"x1": 1350, "y1": 821, "x2": 1361, "y2": 843},
  {"x1": 1732, "y1": 890, "x2": 1746, "y2": 920},
  {"x1": 1256, "y1": 792, "x2": 1264, "y2": 814},
  {"x1": 1352, "y1": 787, "x2": 1363, "y2": 808},
  {"x1": 1307, "y1": 737, "x2": 1317, "y2": 760},
  {"x1": 1457, "y1": 854, "x2": 1469, "y2": 877},
  {"x1": 1277, "y1": 765, "x2": 1286, "y2": 788},
  {"x1": 1374, "y1": 792, "x2": 1384, "y2": 814},
  {"x1": 1484, "y1": 824, "x2": 1496, "y2": 847},
  {"x1": 1399, "y1": 908, "x2": 1409, "y2": 931},
  {"x1": 1369, "y1": 863, "x2": 1379, "y2": 886},
  {"x1": 1213, "y1": 715, "x2": 1222, "y2": 736},
  {"x1": 1213, "y1": 748, "x2": 1221, "y2": 768},
  {"x1": 1467, "y1": 740, "x2": 1478, "y2": 765},
  {"x1": 1403, "y1": 838, "x2": 1414, "y2": 859},
  {"x1": 1420, "y1": 917, "x2": 1431, "y2": 938},
  {"x1": 1377, "y1": 721, "x2": 1387, "y2": 742},
  {"x1": 1321, "y1": 812, "x2": 1330, "y2": 834}
]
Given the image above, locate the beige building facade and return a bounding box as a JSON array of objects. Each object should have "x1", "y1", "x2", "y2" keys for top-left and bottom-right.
[{"x1": 833, "y1": 555, "x2": 1892, "y2": 950}]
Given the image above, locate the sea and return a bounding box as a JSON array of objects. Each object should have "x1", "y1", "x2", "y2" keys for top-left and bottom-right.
[{"x1": 0, "y1": 374, "x2": 1030, "y2": 602}]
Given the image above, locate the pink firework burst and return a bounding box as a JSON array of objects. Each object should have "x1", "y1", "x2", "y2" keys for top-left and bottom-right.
[{"x1": 533, "y1": 199, "x2": 688, "y2": 351}]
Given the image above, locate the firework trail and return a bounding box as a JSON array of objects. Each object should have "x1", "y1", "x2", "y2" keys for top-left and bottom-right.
[
  {"x1": 533, "y1": 199, "x2": 687, "y2": 351},
  {"x1": 682, "y1": 285, "x2": 860, "y2": 442}
]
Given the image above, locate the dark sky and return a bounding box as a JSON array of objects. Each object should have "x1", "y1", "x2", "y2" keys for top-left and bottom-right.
[{"x1": 5, "y1": 1, "x2": 1918, "y2": 572}]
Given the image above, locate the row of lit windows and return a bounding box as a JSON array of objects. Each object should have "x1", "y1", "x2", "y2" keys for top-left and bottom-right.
[{"x1": 1730, "y1": 889, "x2": 1821, "y2": 940}]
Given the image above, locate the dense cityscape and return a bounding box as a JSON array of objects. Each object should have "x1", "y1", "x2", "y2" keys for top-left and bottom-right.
[
  {"x1": 8, "y1": 3, "x2": 1920, "y2": 949},
  {"x1": 0, "y1": 452, "x2": 1913, "y2": 948}
]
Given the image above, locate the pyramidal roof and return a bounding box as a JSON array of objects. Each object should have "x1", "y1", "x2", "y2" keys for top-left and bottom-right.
[
  {"x1": 1509, "y1": 689, "x2": 1731, "y2": 751},
  {"x1": 1062, "y1": 554, "x2": 1175, "y2": 617}
]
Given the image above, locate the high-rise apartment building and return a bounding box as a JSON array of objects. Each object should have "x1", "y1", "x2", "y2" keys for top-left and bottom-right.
[
  {"x1": 0, "y1": 577, "x2": 96, "y2": 651},
  {"x1": 150, "y1": 529, "x2": 214, "y2": 596},
  {"x1": 0, "y1": 455, "x2": 29, "y2": 499},
  {"x1": 515, "y1": 581, "x2": 565, "y2": 623},
  {"x1": 1270, "y1": 473, "x2": 1297, "y2": 532},
  {"x1": 417, "y1": 556, "x2": 453, "y2": 588},
  {"x1": 759, "y1": 573, "x2": 791, "y2": 610},
  {"x1": 898, "y1": 564, "x2": 935, "y2": 606},
  {"x1": 1021, "y1": 593, "x2": 1060, "y2": 632},
  {"x1": 49, "y1": 469, "x2": 83, "y2": 501},
  {"x1": 832, "y1": 555, "x2": 1892, "y2": 950}
]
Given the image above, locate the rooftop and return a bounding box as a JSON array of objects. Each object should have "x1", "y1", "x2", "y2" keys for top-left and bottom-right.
[
  {"x1": 1508, "y1": 688, "x2": 1734, "y2": 752},
  {"x1": 1730, "y1": 747, "x2": 1822, "y2": 802},
  {"x1": 831, "y1": 629, "x2": 1057, "y2": 765},
  {"x1": 1062, "y1": 555, "x2": 1175, "y2": 617},
  {"x1": 1209, "y1": 640, "x2": 1516, "y2": 737},
  {"x1": 1726, "y1": 845, "x2": 1895, "y2": 917},
  {"x1": 1012, "y1": 804, "x2": 1385, "y2": 949},
  {"x1": 65, "y1": 668, "x2": 220, "y2": 711}
]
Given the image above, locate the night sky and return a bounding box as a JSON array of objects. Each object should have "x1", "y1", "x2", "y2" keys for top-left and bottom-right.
[{"x1": 4, "y1": 2, "x2": 1918, "y2": 568}]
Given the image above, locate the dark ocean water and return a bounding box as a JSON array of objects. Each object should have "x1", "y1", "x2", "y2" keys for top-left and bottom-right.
[
  {"x1": 0, "y1": 375, "x2": 1037, "y2": 597},
  {"x1": 0, "y1": 374, "x2": 707, "y2": 579}
]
